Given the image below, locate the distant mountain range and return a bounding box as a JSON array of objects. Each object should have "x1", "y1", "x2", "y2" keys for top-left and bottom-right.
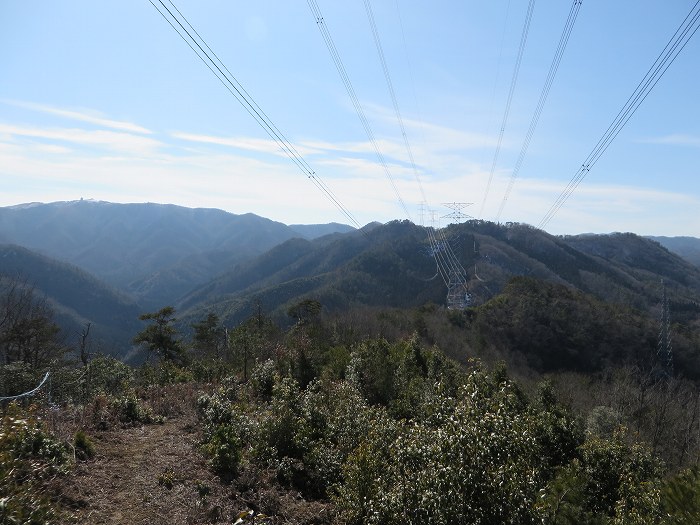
[
  {"x1": 648, "y1": 236, "x2": 700, "y2": 267},
  {"x1": 1, "y1": 201, "x2": 698, "y2": 362},
  {"x1": 0, "y1": 243, "x2": 141, "y2": 354},
  {"x1": 0, "y1": 200, "x2": 354, "y2": 308}
]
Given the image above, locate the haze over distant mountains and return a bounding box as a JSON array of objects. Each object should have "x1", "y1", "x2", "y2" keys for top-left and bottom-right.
[
  {"x1": 0, "y1": 200, "x2": 355, "y2": 307},
  {"x1": 648, "y1": 236, "x2": 700, "y2": 267},
  {"x1": 1, "y1": 200, "x2": 698, "y2": 360}
]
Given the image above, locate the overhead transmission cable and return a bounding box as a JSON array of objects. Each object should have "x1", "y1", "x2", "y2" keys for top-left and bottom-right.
[
  {"x1": 538, "y1": 0, "x2": 700, "y2": 230},
  {"x1": 306, "y1": 0, "x2": 412, "y2": 221},
  {"x1": 496, "y1": 0, "x2": 582, "y2": 222},
  {"x1": 394, "y1": 0, "x2": 431, "y2": 209},
  {"x1": 363, "y1": 0, "x2": 426, "y2": 205},
  {"x1": 478, "y1": 0, "x2": 536, "y2": 218},
  {"x1": 364, "y1": 0, "x2": 469, "y2": 296},
  {"x1": 477, "y1": 0, "x2": 513, "y2": 193},
  {"x1": 149, "y1": 0, "x2": 363, "y2": 230}
]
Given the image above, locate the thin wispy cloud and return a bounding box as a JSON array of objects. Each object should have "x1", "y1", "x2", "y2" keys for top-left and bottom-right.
[
  {"x1": 362, "y1": 101, "x2": 501, "y2": 151},
  {"x1": 3, "y1": 100, "x2": 152, "y2": 134},
  {"x1": 639, "y1": 134, "x2": 700, "y2": 147},
  {"x1": 1, "y1": 102, "x2": 697, "y2": 235},
  {"x1": 172, "y1": 131, "x2": 319, "y2": 157},
  {"x1": 0, "y1": 123, "x2": 162, "y2": 155}
]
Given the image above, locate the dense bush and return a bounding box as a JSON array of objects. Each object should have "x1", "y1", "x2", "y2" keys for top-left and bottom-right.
[
  {"x1": 203, "y1": 423, "x2": 243, "y2": 482},
  {"x1": 662, "y1": 466, "x2": 700, "y2": 524},
  {"x1": 110, "y1": 393, "x2": 162, "y2": 426},
  {"x1": 197, "y1": 378, "x2": 256, "y2": 483},
  {"x1": 335, "y1": 365, "x2": 665, "y2": 525},
  {"x1": 540, "y1": 430, "x2": 663, "y2": 524},
  {"x1": 337, "y1": 366, "x2": 545, "y2": 524},
  {"x1": 0, "y1": 404, "x2": 70, "y2": 523}
]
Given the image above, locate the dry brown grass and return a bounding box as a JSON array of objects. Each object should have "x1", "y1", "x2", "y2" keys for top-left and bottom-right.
[{"x1": 47, "y1": 383, "x2": 335, "y2": 524}]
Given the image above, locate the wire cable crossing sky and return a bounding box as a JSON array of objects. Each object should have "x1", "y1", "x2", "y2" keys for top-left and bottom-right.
[
  {"x1": 149, "y1": 0, "x2": 363, "y2": 229},
  {"x1": 307, "y1": 0, "x2": 412, "y2": 222},
  {"x1": 0, "y1": 1, "x2": 697, "y2": 236},
  {"x1": 495, "y1": 0, "x2": 582, "y2": 222},
  {"x1": 478, "y1": 0, "x2": 536, "y2": 219},
  {"x1": 538, "y1": 0, "x2": 700, "y2": 230}
]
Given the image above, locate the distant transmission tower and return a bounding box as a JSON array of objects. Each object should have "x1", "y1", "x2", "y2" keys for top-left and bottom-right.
[
  {"x1": 441, "y1": 203, "x2": 473, "y2": 309},
  {"x1": 657, "y1": 279, "x2": 673, "y2": 378},
  {"x1": 442, "y1": 202, "x2": 474, "y2": 223}
]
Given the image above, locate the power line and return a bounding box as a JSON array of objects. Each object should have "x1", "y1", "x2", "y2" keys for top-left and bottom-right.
[
  {"x1": 307, "y1": 1, "x2": 474, "y2": 306},
  {"x1": 657, "y1": 279, "x2": 673, "y2": 378},
  {"x1": 306, "y1": 0, "x2": 412, "y2": 221},
  {"x1": 362, "y1": 1, "x2": 472, "y2": 305},
  {"x1": 496, "y1": 0, "x2": 582, "y2": 222},
  {"x1": 538, "y1": 0, "x2": 700, "y2": 230},
  {"x1": 477, "y1": 0, "x2": 513, "y2": 199},
  {"x1": 479, "y1": 0, "x2": 537, "y2": 218},
  {"x1": 149, "y1": 0, "x2": 364, "y2": 230},
  {"x1": 363, "y1": 0, "x2": 427, "y2": 206},
  {"x1": 393, "y1": 0, "x2": 431, "y2": 210}
]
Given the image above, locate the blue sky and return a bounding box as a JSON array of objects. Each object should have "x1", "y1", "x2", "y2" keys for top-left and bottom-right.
[{"x1": 1, "y1": 1, "x2": 698, "y2": 235}]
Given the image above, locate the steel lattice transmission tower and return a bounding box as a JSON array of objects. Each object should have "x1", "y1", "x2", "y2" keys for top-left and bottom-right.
[
  {"x1": 442, "y1": 202, "x2": 474, "y2": 222},
  {"x1": 657, "y1": 279, "x2": 673, "y2": 378},
  {"x1": 441, "y1": 203, "x2": 473, "y2": 309}
]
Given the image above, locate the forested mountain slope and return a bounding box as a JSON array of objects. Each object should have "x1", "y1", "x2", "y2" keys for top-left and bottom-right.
[
  {"x1": 0, "y1": 200, "x2": 354, "y2": 306},
  {"x1": 649, "y1": 235, "x2": 700, "y2": 267},
  {"x1": 3, "y1": 207, "x2": 698, "y2": 363},
  {"x1": 179, "y1": 221, "x2": 700, "y2": 335},
  {"x1": 0, "y1": 244, "x2": 141, "y2": 353}
]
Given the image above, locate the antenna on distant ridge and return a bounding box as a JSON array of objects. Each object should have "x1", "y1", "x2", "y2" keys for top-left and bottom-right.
[{"x1": 657, "y1": 279, "x2": 673, "y2": 379}]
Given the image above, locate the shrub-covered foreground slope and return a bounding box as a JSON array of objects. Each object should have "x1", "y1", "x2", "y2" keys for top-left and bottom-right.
[{"x1": 3, "y1": 304, "x2": 700, "y2": 524}]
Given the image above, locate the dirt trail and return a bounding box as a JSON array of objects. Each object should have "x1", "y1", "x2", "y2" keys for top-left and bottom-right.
[{"x1": 65, "y1": 417, "x2": 223, "y2": 524}]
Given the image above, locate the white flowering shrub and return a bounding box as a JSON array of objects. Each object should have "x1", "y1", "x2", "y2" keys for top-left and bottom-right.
[
  {"x1": 337, "y1": 367, "x2": 573, "y2": 524},
  {"x1": 197, "y1": 380, "x2": 256, "y2": 482},
  {"x1": 0, "y1": 404, "x2": 69, "y2": 523}
]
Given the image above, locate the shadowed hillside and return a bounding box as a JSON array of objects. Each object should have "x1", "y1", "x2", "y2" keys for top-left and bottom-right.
[
  {"x1": 0, "y1": 201, "x2": 355, "y2": 307},
  {"x1": 650, "y1": 235, "x2": 700, "y2": 267},
  {"x1": 178, "y1": 221, "x2": 700, "y2": 336},
  {"x1": 0, "y1": 244, "x2": 141, "y2": 353}
]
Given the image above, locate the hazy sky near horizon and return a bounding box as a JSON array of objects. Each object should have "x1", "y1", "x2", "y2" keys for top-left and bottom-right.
[{"x1": 1, "y1": 1, "x2": 698, "y2": 235}]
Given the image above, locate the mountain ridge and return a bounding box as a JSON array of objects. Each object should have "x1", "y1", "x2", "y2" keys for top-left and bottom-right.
[
  {"x1": 0, "y1": 200, "x2": 356, "y2": 306},
  {"x1": 0, "y1": 243, "x2": 141, "y2": 354},
  {"x1": 1, "y1": 202, "x2": 698, "y2": 362}
]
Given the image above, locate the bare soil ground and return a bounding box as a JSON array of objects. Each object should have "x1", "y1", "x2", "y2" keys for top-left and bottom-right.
[
  {"x1": 63, "y1": 415, "x2": 229, "y2": 524},
  {"x1": 56, "y1": 388, "x2": 334, "y2": 524}
]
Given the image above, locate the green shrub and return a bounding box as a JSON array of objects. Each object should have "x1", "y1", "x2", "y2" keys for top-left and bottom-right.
[
  {"x1": 137, "y1": 361, "x2": 194, "y2": 387},
  {"x1": 73, "y1": 430, "x2": 95, "y2": 460},
  {"x1": 110, "y1": 393, "x2": 162, "y2": 425},
  {"x1": 196, "y1": 381, "x2": 252, "y2": 443},
  {"x1": 250, "y1": 359, "x2": 276, "y2": 400},
  {"x1": 538, "y1": 429, "x2": 663, "y2": 524},
  {"x1": 203, "y1": 423, "x2": 242, "y2": 482},
  {"x1": 255, "y1": 377, "x2": 302, "y2": 463},
  {"x1": 82, "y1": 354, "x2": 134, "y2": 398},
  {"x1": 194, "y1": 479, "x2": 211, "y2": 500},
  {"x1": 662, "y1": 466, "x2": 700, "y2": 524},
  {"x1": 0, "y1": 404, "x2": 69, "y2": 523},
  {"x1": 336, "y1": 367, "x2": 553, "y2": 524},
  {"x1": 188, "y1": 357, "x2": 233, "y2": 383},
  {"x1": 157, "y1": 468, "x2": 177, "y2": 489},
  {"x1": 0, "y1": 362, "x2": 39, "y2": 398}
]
